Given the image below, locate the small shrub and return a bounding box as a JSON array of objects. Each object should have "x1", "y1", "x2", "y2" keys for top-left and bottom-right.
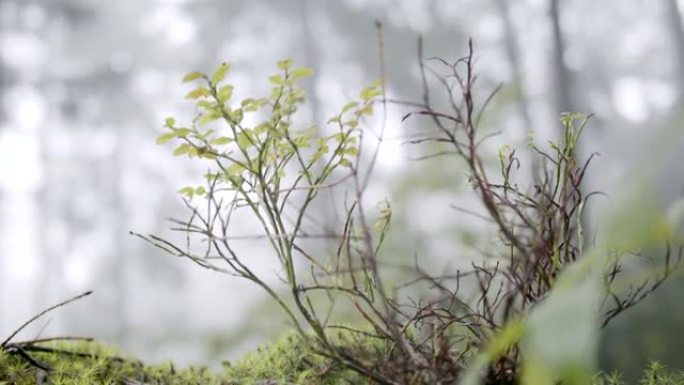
[{"x1": 144, "y1": 38, "x2": 683, "y2": 384}]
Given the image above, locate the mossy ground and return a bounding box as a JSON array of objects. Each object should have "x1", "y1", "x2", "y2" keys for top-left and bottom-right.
[
  {"x1": 0, "y1": 332, "x2": 368, "y2": 385},
  {"x1": 0, "y1": 340, "x2": 221, "y2": 385},
  {"x1": 1, "y1": 333, "x2": 682, "y2": 384}
]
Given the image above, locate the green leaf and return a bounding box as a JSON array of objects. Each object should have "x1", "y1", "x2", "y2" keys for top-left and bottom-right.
[
  {"x1": 242, "y1": 97, "x2": 268, "y2": 112},
  {"x1": 197, "y1": 100, "x2": 214, "y2": 111},
  {"x1": 269, "y1": 74, "x2": 285, "y2": 86},
  {"x1": 281, "y1": 105, "x2": 297, "y2": 116},
  {"x1": 359, "y1": 104, "x2": 373, "y2": 116},
  {"x1": 164, "y1": 117, "x2": 176, "y2": 128},
  {"x1": 267, "y1": 125, "x2": 284, "y2": 139},
  {"x1": 521, "y1": 278, "x2": 600, "y2": 385},
  {"x1": 194, "y1": 186, "x2": 206, "y2": 196},
  {"x1": 292, "y1": 134, "x2": 311, "y2": 148},
  {"x1": 290, "y1": 67, "x2": 313, "y2": 79},
  {"x1": 236, "y1": 130, "x2": 253, "y2": 148},
  {"x1": 217, "y1": 85, "x2": 234, "y2": 102},
  {"x1": 254, "y1": 122, "x2": 270, "y2": 135},
  {"x1": 178, "y1": 186, "x2": 194, "y2": 199},
  {"x1": 360, "y1": 86, "x2": 382, "y2": 101},
  {"x1": 156, "y1": 132, "x2": 176, "y2": 145},
  {"x1": 211, "y1": 62, "x2": 231, "y2": 85},
  {"x1": 182, "y1": 71, "x2": 205, "y2": 83},
  {"x1": 210, "y1": 136, "x2": 232, "y2": 145},
  {"x1": 341, "y1": 102, "x2": 358, "y2": 114},
  {"x1": 185, "y1": 87, "x2": 210, "y2": 99},
  {"x1": 227, "y1": 163, "x2": 245, "y2": 176},
  {"x1": 199, "y1": 111, "x2": 222, "y2": 125},
  {"x1": 174, "y1": 128, "x2": 192, "y2": 137},
  {"x1": 173, "y1": 143, "x2": 190, "y2": 156},
  {"x1": 344, "y1": 147, "x2": 359, "y2": 156},
  {"x1": 277, "y1": 59, "x2": 293, "y2": 70},
  {"x1": 229, "y1": 108, "x2": 244, "y2": 124},
  {"x1": 312, "y1": 140, "x2": 329, "y2": 163},
  {"x1": 343, "y1": 119, "x2": 359, "y2": 128}
]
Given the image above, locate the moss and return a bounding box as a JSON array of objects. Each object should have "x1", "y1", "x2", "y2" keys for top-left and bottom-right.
[
  {"x1": 592, "y1": 362, "x2": 684, "y2": 385},
  {"x1": 0, "y1": 331, "x2": 376, "y2": 385},
  {"x1": 223, "y1": 331, "x2": 367, "y2": 384},
  {"x1": 223, "y1": 327, "x2": 420, "y2": 384},
  {"x1": 2, "y1": 334, "x2": 680, "y2": 385},
  {"x1": 0, "y1": 341, "x2": 224, "y2": 385}
]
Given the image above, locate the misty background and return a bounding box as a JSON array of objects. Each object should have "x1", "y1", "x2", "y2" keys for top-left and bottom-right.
[{"x1": 0, "y1": 0, "x2": 683, "y2": 381}]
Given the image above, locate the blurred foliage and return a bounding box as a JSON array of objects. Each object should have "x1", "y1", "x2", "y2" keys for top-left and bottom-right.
[{"x1": 601, "y1": 273, "x2": 684, "y2": 382}]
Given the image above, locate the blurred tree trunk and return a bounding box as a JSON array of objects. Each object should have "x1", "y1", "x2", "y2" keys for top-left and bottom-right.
[
  {"x1": 495, "y1": 0, "x2": 533, "y2": 132},
  {"x1": 660, "y1": 0, "x2": 684, "y2": 201},
  {"x1": 495, "y1": 0, "x2": 539, "y2": 181},
  {"x1": 0, "y1": 0, "x2": 7, "y2": 331},
  {"x1": 300, "y1": 0, "x2": 322, "y2": 127},
  {"x1": 665, "y1": 0, "x2": 684, "y2": 89},
  {"x1": 299, "y1": 0, "x2": 338, "y2": 238},
  {"x1": 550, "y1": 0, "x2": 574, "y2": 118},
  {"x1": 549, "y1": 0, "x2": 594, "y2": 246}
]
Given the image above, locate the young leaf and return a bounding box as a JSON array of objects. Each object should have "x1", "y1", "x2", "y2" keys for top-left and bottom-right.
[
  {"x1": 197, "y1": 100, "x2": 214, "y2": 111},
  {"x1": 359, "y1": 104, "x2": 373, "y2": 116},
  {"x1": 217, "y1": 85, "x2": 234, "y2": 102},
  {"x1": 211, "y1": 63, "x2": 231, "y2": 85},
  {"x1": 344, "y1": 147, "x2": 359, "y2": 156},
  {"x1": 186, "y1": 88, "x2": 210, "y2": 99},
  {"x1": 236, "y1": 130, "x2": 253, "y2": 148},
  {"x1": 210, "y1": 136, "x2": 232, "y2": 145},
  {"x1": 174, "y1": 128, "x2": 192, "y2": 137},
  {"x1": 277, "y1": 59, "x2": 293, "y2": 70},
  {"x1": 164, "y1": 117, "x2": 176, "y2": 128},
  {"x1": 156, "y1": 132, "x2": 176, "y2": 145},
  {"x1": 178, "y1": 186, "x2": 194, "y2": 199},
  {"x1": 343, "y1": 119, "x2": 359, "y2": 128},
  {"x1": 290, "y1": 67, "x2": 313, "y2": 79},
  {"x1": 182, "y1": 71, "x2": 205, "y2": 83},
  {"x1": 360, "y1": 86, "x2": 382, "y2": 101},
  {"x1": 200, "y1": 152, "x2": 217, "y2": 160},
  {"x1": 229, "y1": 108, "x2": 244, "y2": 124},
  {"x1": 199, "y1": 111, "x2": 222, "y2": 125},
  {"x1": 227, "y1": 163, "x2": 245, "y2": 176},
  {"x1": 173, "y1": 143, "x2": 190, "y2": 156},
  {"x1": 269, "y1": 74, "x2": 285, "y2": 86},
  {"x1": 341, "y1": 102, "x2": 358, "y2": 114}
]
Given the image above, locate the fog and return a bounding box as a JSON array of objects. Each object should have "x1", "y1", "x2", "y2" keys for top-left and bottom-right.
[{"x1": 0, "y1": 0, "x2": 682, "y2": 377}]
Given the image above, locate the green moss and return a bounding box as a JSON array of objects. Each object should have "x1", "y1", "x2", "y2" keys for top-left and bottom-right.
[
  {"x1": 0, "y1": 341, "x2": 223, "y2": 385},
  {"x1": 2, "y1": 334, "x2": 679, "y2": 384},
  {"x1": 592, "y1": 362, "x2": 684, "y2": 385},
  {"x1": 0, "y1": 331, "x2": 378, "y2": 385},
  {"x1": 223, "y1": 331, "x2": 366, "y2": 384}
]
